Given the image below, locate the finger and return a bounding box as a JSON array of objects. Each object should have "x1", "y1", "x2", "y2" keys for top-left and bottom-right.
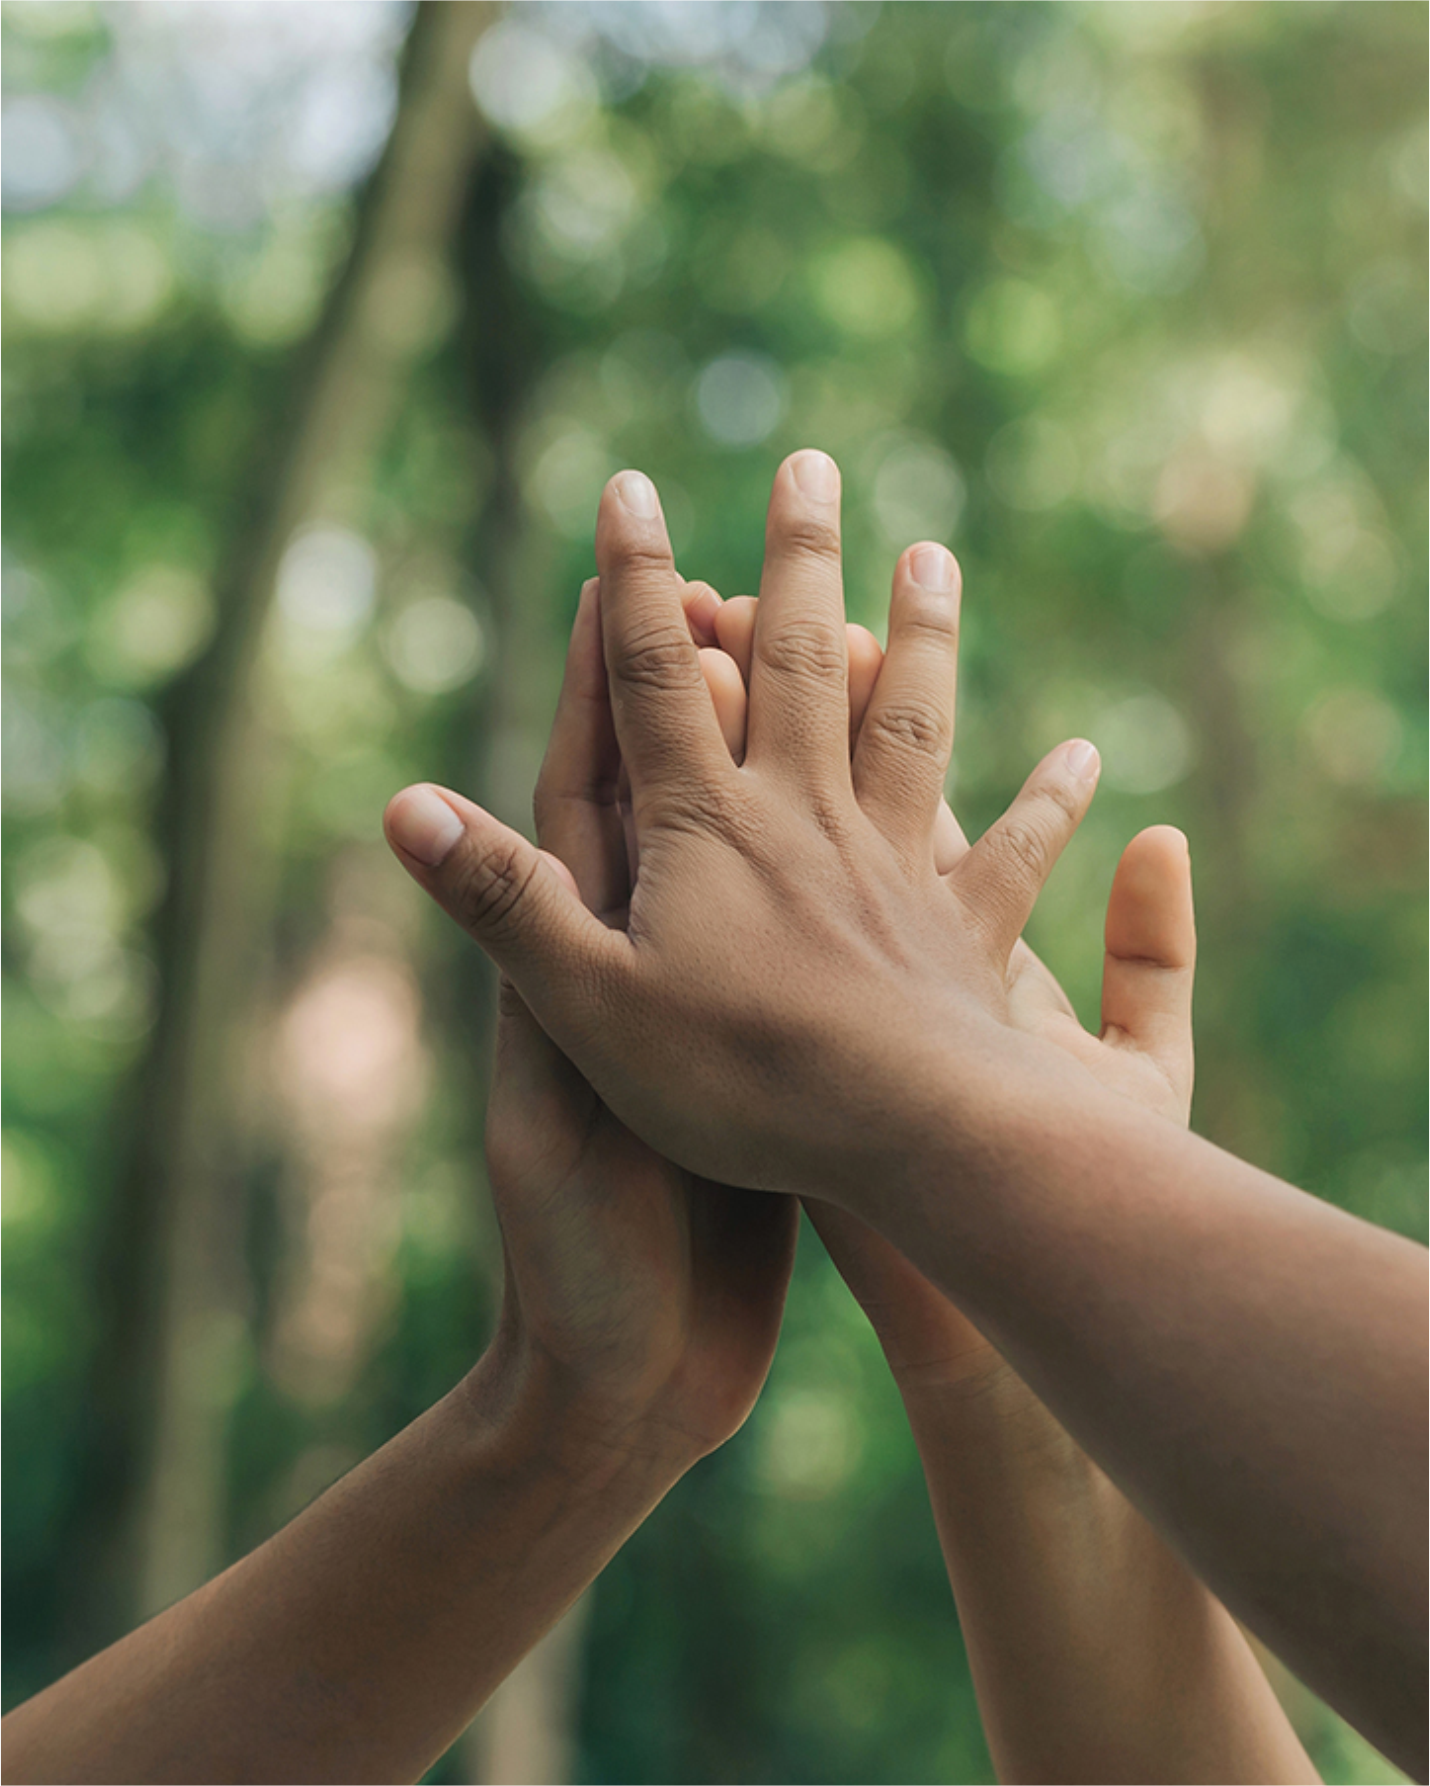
[
  {"x1": 531, "y1": 580, "x2": 627, "y2": 920},
  {"x1": 853, "y1": 543, "x2": 961, "y2": 859},
  {"x1": 698, "y1": 646, "x2": 749, "y2": 762},
  {"x1": 848, "y1": 623, "x2": 960, "y2": 860},
  {"x1": 713, "y1": 595, "x2": 757, "y2": 683},
  {"x1": 594, "y1": 471, "x2": 730, "y2": 816},
  {"x1": 681, "y1": 578, "x2": 723, "y2": 647},
  {"x1": 385, "y1": 783, "x2": 623, "y2": 1029},
  {"x1": 721, "y1": 603, "x2": 882, "y2": 743},
  {"x1": 952, "y1": 740, "x2": 1101, "y2": 965},
  {"x1": 746, "y1": 450, "x2": 851, "y2": 786},
  {"x1": 1101, "y1": 826, "x2": 1196, "y2": 1111},
  {"x1": 933, "y1": 799, "x2": 969, "y2": 876},
  {"x1": 846, "y1": 623, "x2": 881, "y2": 743}
]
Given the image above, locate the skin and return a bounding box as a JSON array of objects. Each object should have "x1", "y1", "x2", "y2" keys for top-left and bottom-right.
[
  {"x1": 0, "y1": 579, "x2": 796, "y2": 1786},
  {"x1": 704, "y1": 587, "x2": 1317, "y2": 1783},
  {"x1": 383, "y1": 453, "x2": 1427, "y2": 1776}
]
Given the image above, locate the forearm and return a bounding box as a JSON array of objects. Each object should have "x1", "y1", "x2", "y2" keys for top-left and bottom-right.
[
  {"x1": 900, "y1": 1358, "x2": 1317, "y2": 1784},
  {"x1": 843, "y1": 1052, "x2": 1427, "y2": 1775},
  {"x1": 2, "y1": 1341, "x2": 687, "y2": 1785}
]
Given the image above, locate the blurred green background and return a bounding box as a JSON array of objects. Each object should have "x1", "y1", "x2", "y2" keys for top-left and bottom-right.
[{"x1": 3, "y1": 3, "x2": 1425, "y2": 1782}]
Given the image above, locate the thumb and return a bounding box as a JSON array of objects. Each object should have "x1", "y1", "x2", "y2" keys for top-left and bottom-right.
[
  {"x1": 1101, "y1": 825, "x2": 1196, "y2": 1113},
  {"x1": 385, "y1": 783, "x2": 621, "y2": 1025}
]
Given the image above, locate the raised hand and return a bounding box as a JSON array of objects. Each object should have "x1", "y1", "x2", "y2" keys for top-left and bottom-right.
[
  {"x1": 471, "y1": 579, "x2": 797, "y2": 1464},
  {"x1": 385, "y1": 453, "x2": 1101, "y2": 1211},
  {"x1": 696, "y1": 578, "x2": 1319, "y2": 1786},
  {"x1": 385, "y1": 455, "x2": 1427, "y2": 1774}
]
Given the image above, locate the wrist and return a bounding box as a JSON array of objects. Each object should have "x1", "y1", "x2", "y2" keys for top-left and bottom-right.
[
  {"x1": 813, "y1": 1012, "x2": 1039, "y2": 1217},
  {"x1": 457, "y1": 1318, "x2": 699, "y2": 1508}
]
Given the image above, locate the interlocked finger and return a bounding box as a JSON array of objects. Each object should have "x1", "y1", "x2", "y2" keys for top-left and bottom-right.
[
  {"x1": 745, "y1": 451, "x2": 853, "y2": 791},
  {"x1": 853, "y1": 543, "x2": 961, "y2": 862},
  {"x1": 594, "y1": 472, "x2": 732, "y2": 828}
]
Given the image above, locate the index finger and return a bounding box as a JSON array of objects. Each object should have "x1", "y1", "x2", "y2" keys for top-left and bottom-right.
[{"x1": 594, "y1": 471, "x2": 731, "y2": 819}]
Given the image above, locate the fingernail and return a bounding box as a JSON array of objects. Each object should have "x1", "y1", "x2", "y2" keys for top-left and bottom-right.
[
  {"x1": 790, "y1": 449, "x2": 839, "y2": 503},
  {"x1": 909, "y1": 543, "x2": 957, "y2": 594},
  {"x1": 615, "y1": 470, "x2": 659, "y2": 518},
  {"x1": 1065, "y1": 740, "x2": 1100, "y2": 781},
  {"x1": 388, "y1": 786, "x2": 465, "y2": 866}
]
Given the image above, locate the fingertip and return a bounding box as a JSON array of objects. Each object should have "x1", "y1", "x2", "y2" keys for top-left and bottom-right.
[
  {"x1": 846, "y1": 622, "x2": 883, "y2": 673},
  {"x1": 1107, "y1": 826, "x2": 1197, "y2": 971},
  {"x1": 1118, "y1": 826, "x2": 1194, "y2": 893},
  {"x1": 681, "y1": 579, "x2": 723, "y2": 647},
  {"x1": 900, "y1": 541, "x2": 962, "y2": 602},
  {"x1": 609, "y1": 469, "x2": 661, "y2": 520},
  {"x1": 385, "y1": 784, "x2": 466, "y2": 868},
  {"x1": 933, "y1": 798, "x2": 969, "y2": 875},
  {"x1": 596, "y1": 470, "x2": 671, "y2": 572},
  {"x1": 713, "y1": 594, "x2": 758, "y2": 682},
  {"x1": 1063, "y1": 739, "x2": 1101, "y2": 786},
  {"x1": 1138, "y1": 823, "x2": 1191, "y2": 865},
  {"x1": 847, "y1": 622, "x2": 882, "y2": 736},
  {"x1": 783, "y1": 448, "x2": 841, "y2": 506}
]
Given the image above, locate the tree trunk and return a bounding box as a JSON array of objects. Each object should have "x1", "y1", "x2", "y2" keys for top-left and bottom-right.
[
  {"x1": 78, "y1": 0, "x2": 496, "y2": 1636},
  {"x1": 445, "y1": 129, "x2": 594, "y2": 1786}
]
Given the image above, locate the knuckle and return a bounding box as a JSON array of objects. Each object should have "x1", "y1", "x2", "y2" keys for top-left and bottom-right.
[
  {"x1": 610, "y1": 624, "x2": 695, "y2": 691},
  {"x1": 610, "y1": 537, "x2": 674, "y2": 575},
  {"x1": 757, "y1": 621, "x2": 847, "y2": 685},
  {"x1": 864, "y1": 700, "x2": 950, "y2": 761},
  {"x1": 649, "y1": 780, "x2": 747, "y2": 849},
  {"x1": 773, "y1": 514, "x2": 843, "y2": 564},
  {"x1": 1036, "y1": 776, "x2": 1083, "y2": 826},
  {"x1": 989, "y1": 816, "x2": 1050, "y2": 882},
  {"x1": 897, "y1": 591, "x2": 960, "y2": 646},
  {"x1": 449, "y1": 837, "x2": 541, "y2": 940}
]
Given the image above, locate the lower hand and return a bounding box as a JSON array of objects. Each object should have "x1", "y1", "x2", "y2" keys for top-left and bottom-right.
[{"x1": 465, "y1": 582, "x2": 797, "y2": 1475}]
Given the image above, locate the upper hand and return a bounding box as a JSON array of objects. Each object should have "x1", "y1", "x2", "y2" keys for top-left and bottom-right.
[{"x1": 385, "y1": 451, "x2": 1103, "y2": 1213}]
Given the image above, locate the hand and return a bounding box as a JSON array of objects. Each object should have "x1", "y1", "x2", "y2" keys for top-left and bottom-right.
[
  {"x1": 384, "y1": 451, "x2": 1103, "y2": 1217},
  {"x1": 458, "y1": 580, "x2": 797, "y2": 1469},
  {"x1": 702, "y1": 593, "x2": 1195, "y2": 1389}
]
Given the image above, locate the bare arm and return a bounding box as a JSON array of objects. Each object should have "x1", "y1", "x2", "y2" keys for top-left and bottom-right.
[
  {"x1": 1, "y1": 1355, "x2": 688, "y2": 1786},
  {"x1": 708, "y1": 595, "x2": 1319, "y2": 1783},
  {"x1": 4, "y1": 580, "x2": 796, "y2": 1786},
  {"x1": 901, "y1": 1359, "x2": 1316, "y2": 1786},
  {"x1": 870, "y1": 1074, "x2": 1426, "y2": 1779},
  {"x1": 383, "y1": 456, "x2": 1426, "y2": 1774}
]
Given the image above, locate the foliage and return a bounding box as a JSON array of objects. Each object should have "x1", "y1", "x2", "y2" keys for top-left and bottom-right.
[{"x1": 3, "y1": 4, "x2": 1424, "y2": 1781}]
